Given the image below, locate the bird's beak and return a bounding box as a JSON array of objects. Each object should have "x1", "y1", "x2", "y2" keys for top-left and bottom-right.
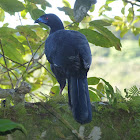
[
  {"x1": 35, "y1": 17, "x2": 46, "y2": 24},
  {"x1": 34, "y1": 18, "x2": 40, "y2": 23}
]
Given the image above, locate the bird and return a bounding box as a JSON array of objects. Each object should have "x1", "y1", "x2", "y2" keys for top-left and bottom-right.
[{"x1": 35, "y1": 14, "x2": 92, "y2": 124}]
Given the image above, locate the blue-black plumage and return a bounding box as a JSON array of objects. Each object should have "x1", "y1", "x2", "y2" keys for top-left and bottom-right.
[{"x1": 35, "y1": 14, "x2": 92, "y2": 124}]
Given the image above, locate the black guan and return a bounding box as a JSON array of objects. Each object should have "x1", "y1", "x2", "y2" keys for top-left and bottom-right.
[{"x1": 35, "y1": 14, "x2": 92, "y2": 124}]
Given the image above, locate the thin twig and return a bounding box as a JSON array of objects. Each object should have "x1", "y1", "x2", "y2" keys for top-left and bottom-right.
[
  {"x1": 129, "y1": 2, "x2": 135, "y2": 25},
  {"x1": 25, "y1": 41, "x2": 45, "y2": 73},
  {"x1": 18, "y1": 12, "x2": 23, "y2": 25},
  {"x1": 0, "y1": 62, "x2": 28, "y2": 75},
  {"x1": 0, "y1": 52, "x2": 26, "y2": 67},
  {"x1": 0, "y1": 40, "x2": 14, "y2": 88},
  {"x1": 37, "y1": 62, "x2": 55, "y2": 78},
  {"x1": 38, "y1": 50, "x2": 45, "y2": 60},
  {"x1": 0, "y1": 63, "x2": 18, "y2": 80},
  {"x1": 27, "y1": 65, "x2": 42, "y2": 74},
  {"x1": 26, "y1": 36, "x2": 34, "y2": 56}
]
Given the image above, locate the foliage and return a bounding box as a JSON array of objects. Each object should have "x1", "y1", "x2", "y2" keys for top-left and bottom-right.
[
  {"x1": 0, "y1": 119, "x2": 27, "y2": 135},
  {"x1": 99, "y1": 0, "x2": 140, "y2": 43},
  {"x1": 0, "y1": 0, "x2": 122, "y2": 92},
  {"x1": 0, "y1": 0, "x2": 140, "y2": 139},
  {"x1": 0, "y1": 87, "x2": 139, "y2": 139}
]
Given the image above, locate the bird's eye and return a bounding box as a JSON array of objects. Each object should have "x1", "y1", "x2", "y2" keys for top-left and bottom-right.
[{"x1": 46, "y1": 17, "x2": 49, "y2": 20}]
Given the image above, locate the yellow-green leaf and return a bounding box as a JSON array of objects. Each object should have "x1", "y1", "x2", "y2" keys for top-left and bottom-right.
[
  {"x1": 62, "y1": 0, "x2": 71, "y2": 8},
  {"x1": 0, "y1": 8, "x2": 4, "y2": 22}
]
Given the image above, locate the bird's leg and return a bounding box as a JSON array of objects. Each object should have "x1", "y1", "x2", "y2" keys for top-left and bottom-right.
[{"x1": 59, "y1": 87, "x2": 64, "y2": 95}]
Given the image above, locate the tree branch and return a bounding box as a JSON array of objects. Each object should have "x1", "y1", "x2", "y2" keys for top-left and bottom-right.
[
  {"x1": 16, "y1": 41, "x2": 45, "y2": 87},
  {"x1": 0, "y1": 82, "x2": 31, "y2": 104},
  {"x1": 125, "y1": 0, "x2": 140, "y2": 7}
]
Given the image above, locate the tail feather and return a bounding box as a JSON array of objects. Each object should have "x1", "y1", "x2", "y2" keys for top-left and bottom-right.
[{"x1": 68, "y1": 76, "x2": 92, "y2": 124}]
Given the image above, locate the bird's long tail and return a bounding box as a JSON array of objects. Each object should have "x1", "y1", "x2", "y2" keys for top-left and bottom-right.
[{"x1": 68, "y1": 76, "x2": 92, "y2": 124}]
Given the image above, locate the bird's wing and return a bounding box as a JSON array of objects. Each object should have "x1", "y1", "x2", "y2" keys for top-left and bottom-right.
[{"x1": 45, "y1": 30, "x2": 92, "y2": 72}]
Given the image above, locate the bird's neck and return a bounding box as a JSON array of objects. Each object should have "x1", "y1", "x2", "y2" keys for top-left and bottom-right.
[{"x1": 50, "y1": 23, "x2": 64, "y2": 34}]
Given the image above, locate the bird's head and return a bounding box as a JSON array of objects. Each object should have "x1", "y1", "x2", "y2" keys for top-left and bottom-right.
[{"x1": 35, "y1": 14, "x2": 64, "y2": 34}]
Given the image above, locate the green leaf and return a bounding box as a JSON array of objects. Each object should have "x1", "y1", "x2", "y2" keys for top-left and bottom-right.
[
  {"x1": 121, "y1": 7, "x2": 125, "y2": 15},
  {"x1": 97, "y1": 82, "x2": 105, "y2": 97},
  {"x1": 131, "y1": 96, "x2": 140, "y2": 106},
  {"x1": 128, "y1": 85, "x2": 140, "y2": 96},
  {"x1": 100, "y1": 78, "x2": 115, "y2": 104},
  {"x1": 92, "y1": 20, "x2": 111, "y2": 26},
  {"x1": 30, "y1": 8, "x2": 45, "y2": 20},
  {"x1": 28, "y1": 0, "x2": 51, "y2": 8},
  {"x1": 0, "y1": 27, "x2": 17, "y2": 38},
  {"x1": 127, "y1": 7, "x2": 133, "y2": 22},
  {"x1": 79, "y1": 29, "x2": 113, "y2": 48},
  {"x1": 89, "y1": 89, "x2": 100, "y2": 102},
  {"x1": 117, "y1": 102, "x2": 129, "y2": 112},
  {"x1": 0, "y1": 8, "x2": 5, "y2": 22},
  {"x1": 27, "y1": 0, "x2": 51, "y2": 11},
  {"x1": 106, "y1": 0, "x2": 115, "y2": 4},
  {"x1": 89, "y1": 87, "x2": 104, "y2": 99},
  {"x1": 21, "y1": 10, "x2": 27, "y2": 19},
  {"x1": 0, "y1": 119, "x2": 27, "y2": 135},
  {"x1": 57, "y1": 7, "x2": 73, "y2": 17},
  {"x1": 120, "y1": 27, "x2": 129, "y2": 38},
  {"x1": 132, "y1": 27, "x2": 140, "y2": 36},
  {"x1": 2, "y1": 23, "x2": 9, "y2": 27},
  {"x1": 50, "y1": 85, "x2": 60, "y2": 95},
  {"x1": 89, "y1": 5, "x2": 95, "y2": 12},
  {"x1": 32, "y1": 26, "x2": 47, "y2": 39},
  {"x1": 16, "y1": 26, "x2": 38, "y2": 39},
  {"x1": 41, "y1": 4, "x2": 46, "y2": 11},
  {"x1": 1, "y1": 38, "x2": 24, "y2": 63},
  {"x1": 3, "y1": 35, "x2": 25, "y2": 53},
  {"x1": 104, "y1": 4, "x2": 112, "y2": 11},
  {"x1": 90, "y1": 20, "x2": 122, "y2": 51},
  {"x1": 101, "y1": 78, "x2": 114, "y2": 94},
  {"x1": 114, "y1": 16, "x2": 122, "y2": 21},
  {"x1": 0, "y1": 0, "x2": 25, "y2": 15},
  {"x1": 98, "y1": 5, "x2": 106, "y2": 16},
  {"x1": 87, "y1": 77, "x2": 100, "y2": 85}
]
